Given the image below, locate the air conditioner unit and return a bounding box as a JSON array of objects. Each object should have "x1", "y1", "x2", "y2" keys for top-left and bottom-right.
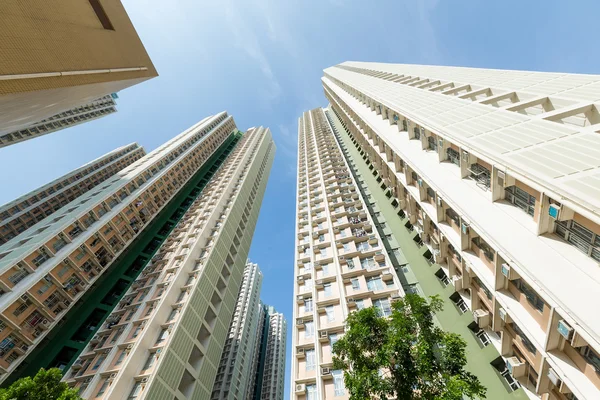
[
  {"x1": 437, "y1": 197, "x2": 443, "y2": 207},
  {"x1": 453, "y1": 275, "x2": 463, "y2": 292},
  {"x1": 398, "y1": 199, "x2": 406, "y2": 208},
  {"x1": 462, "y1": 150, "x2": 470, "y2": 162},
  {"x1": 296, "y1": 319, "x2": 304, "y2": 326},
  {"x1": 319, "y1": 331, "x2": 329, "y2": 342},
  {"x1": 497, "y1": 170, "x2": 506, "y2": 180},
  {"x1": 438, "y1": 138, "x2": 444, "y2": 147},
  {"x1": 557, "y1": 320, "x2": 573, "y2": 341},
  {"x1": 297, "y1": 295, "x2": 305, "y2": 304},
  {"x1": 417, "y1": 178, "x2": 423, "y2": 187},
  {"x1": 296, "y1": 347, "x2": 306, "y2": 358},
  {"x1": 141, "y1": 377, "x2": 149, "y2": 383},
  {"x1": 461, "y1": 222, "x2": 469, "y2": 235},
  {"x1": 315, "y1": 280, "x2": 324, "y2": 287},
  {"x1": 126, "y1": 344, "x2": 133, "y2": 350},
  {"x1": 473, "y1": 309, "x2": 490, "y2": 328},
  {"x1": 321, "y1": 367, "x2": 332, "y2": 376},
  {"x1": 109, "y1": 373, "x2": 117, "y2": 380},
  {"x1": 498, "y1": 307, "x2": 509, "y2": 322},
  {"x1": 339, "y1": 257, "x2": 347, "y2": 264},
  {"x1": 506, "y1": 356, "x2": 526, "y2": 378},
  {"x1": 547, "y1": 368, "x2": 561, "y2": 387},
  {"x1": 549, "y1": 204, "x2": 561, "y2": 220},
  {"x1": 500, "y1": 263, "x2": 517, "y2": 280},
  {"x1": 312, "y1": 232, "x2": 319, "y2": 238},
  {"x1": 295, "y1": 384, "x2": 306, "y2": 393},
  {"x1": 297, "y1": 276, "x2": 305, "y2": 283},
  {"x1": 347, "y1": 298, "x2": 355, "y2": 304}
]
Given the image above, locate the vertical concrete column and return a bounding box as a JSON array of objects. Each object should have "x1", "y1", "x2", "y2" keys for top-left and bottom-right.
[
  {"x1": 500, "y1": 329, "x2": 512, "y2": 356},
  {"x1": 494, "y1": 252, "x2": 508, "y2": 291},
  {"x1": 408, "y1": 197, "x2": 417, "y2": 224},
  {"x1": 435, "y1": 195, "x2": 445, "y2": 223},
  {"x1": 417, "y1": 179, "x2": 427, "y2": 201},
  {"x1": 420, "y1": 128, "x2": 428, "y2": 150},
  {"x1": 459, "y1": 217, "x2": 470, "y2": 251},
  {"x1": 491, "y1": 166, "x2": 507, "y2": 202},
  {"x1": 537, "y1": 193, "x2": 554, "y2": 235}
]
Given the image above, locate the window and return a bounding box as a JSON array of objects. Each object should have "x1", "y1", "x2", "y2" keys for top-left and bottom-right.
[
  {"x1": 320, "y1": 248, "x2": 327, "y2": 257},
  {"x1": 347, "y1": 259, "x2": 355, "y2": 269},
  {"x1": 514, "y1": 279, "x2": 544, "y2": 312},
  {"x1": 505, "y1": 186, "x2": 535, "y2": 217},
  {"x1": 115, "y1": 350, "x2": 126, "y2": 365},
  {"x1": 326, "y1": 305, "x2": 335, "y2": 322},
  {"x1": 366, "y1": 277, "x2": 384, "y2": 291},
  {"x1": 52, "y1": 239, "x2": 67, "y2": 253},
  {"x1": 127, "y1": 382, "x2": 142, "y2": 400},
  {"x1": 323, "y1": 283, "x2": 332, "y2": 297},
  {"x1": 13, "y1": 298, "x2": 32, "y2": 316},
  {"x1": 360, "y1": 257, "x2": 376, "y2": 270},
  {"x1": 142, "y1": 353, "x2": 156, "y2": 370},
  {"x1": 373, "y1": 298, "x2": 392, "y2": 317},
  {"x1": 322, "y1": 264, "x2": 330, "y2": 276},
  {"x1": 581, "y1": 346, "x2": 600, "y2": 372},
  {"x1": 351, "y1": 278, "x2": 360, "y2": 290},
  {"x1": 306, "y1": 384, "x2": 317, "y2": 400},
  {"x1": 447, "y1": 147, "x2": 459, "y2": 165},
  {"x1": 8, "y1": 267, "x2": 29, "y2": 285},
  {"x1": 471, "y1": 236, "x2": 494, "y2": 262},
  {"x1": 355, "y1": 299, "x2": 365, "y2": 310},
  {"x1": 512, "y1": 323, "x2": 537, "y2": 355},
  {"x1": 319, "y1": 234, "x2": 325, "y2": 242},
  {"x1": 96, "y1": 379, "x2": 109, "y2": 397},
  {"x1": 92, "y1": 354, "x2": 106, "y2": 370},
  {"x1": 332, "y1": 369, "x2": 346, "y2": 396},
  {"x1": 305, "y1": 349, "x2": 316, "y2": 371},
  {"x1": 32, "y1": 250, "x2": 50, "y2": 267},
  {"x1": 329, "y1": 333, "x2": 339, "y2": 346},
  {"x1": 304, "y1": 321, "x2": 314, "y2": 338},
  {"x1": 37, "y1": 278, "x2": 53, "y2": 294},
  {"x1": 304, "y1": 298, "x2": 313, "y2": 313},
  {"x1": 473, "y1": 277, "x2": 493, "y2": 301}
]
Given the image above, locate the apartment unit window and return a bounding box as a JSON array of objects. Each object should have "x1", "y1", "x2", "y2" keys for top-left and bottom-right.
[
  {"x1": 96, "y1": 379, "x2": 110, "y2": 396},
  {"x1": 580, "y1": 346, "x2": 600, "y2": 372},
  {"x1": 304, "y1": 298, "x2": 313, "y2": 313},
  {"x1": 427, "y1": 136, "x2": 437, "y2": 151},
  {"x1": 318, "y1": 234, "x2": 325, "y2": 242},
  {"x1": 469, "y1": 163, "x2": 491, "y2": 190},
  {"x1": 505, "y1": 186, "x2": 535, "y2": 217},
  {"x1": 360, "y1": 257, "x2": 376, "y2": 270},
  {"x1": 446, "y1": 148, "x2": 460, "y2": 165},
  {"x1": 471, "y1": 236, "x2": 494, "y2": 262},
  {"x1": 326, "y1": 305, "x2": 335, "y2": 322},
  {"x1": 323, "y1": 283, "x2": 332, "y2": 297},
  {"x1": 350, "y1": 278, "x2": 360, "y2": 290},
  {"x1": 332, "y1": 369, "x2": 346, "y2": 396},
  {"x1": 322, "y1": 264, "x2": 330, "y2": 275},
  {"x1": 115, "y1": 350, "x2": 126, "y2": 365},
  {"x1": 92, "y1": 354, "x2": 106, "y2": 370},
  {"x1": 319, "y1": 248, "x2": 327, "y2": 257},
  {"x1": 514, "y1": 279, "x2": 544, "y2": 312},
  {"x1": 304, "y1": 321, "x2": 314, "y2": 338},
  {"x1": 127, "y1": 382, "x2": 142, "y2": 400},
  {"x1": 347, "y1": 258, "x2": 355, "y2": 269},
  {"x1": 156, "y1": 328, "x2": 169, "y2": 345},
  {"x1": 8, "y1": 267, "x2": 29, "y2": 285},
  {"x1": 13, "y1": 297, "x2": 32, "y2": 317},
  {"x1": 473, "y1": 276, "x2": 493, "y2": 301},
  {"x1": 355, "y1": 299, "x2": 365, "y2": 310},
  {"x1": 373, "y1": 298, "x2": 392, "y2": 317},
  {"x1": 356, "y1": 242, "x2": 369, "y2": 251},
  {"x1": 366, "y1": 277, "x2": 384, "y2": 291},
  {"x1": 329, "y1": 333, "x2": 339, "y2": 346},
  {"x1": 142, "y1": 353, "x2": 156, "y2": 370},
  {"x1": 32, "y1": 249, "x2": 50, "y2": 267},
  {"x1": 512, "y1": 323, "x2": 537, "y2": 355},
  {"x1": 306, "y1": 384, "x2": 316, "y2": 400},
  {"x1": 52, "y1": 238, "x2": 67, "y2": 253},
  {"x1": 305, "y1": 349, "x2": 316, "y2": 371},
  {"x1": 555, "y1": 219, "x2": 600, "y2": 262},
  {"x1": 413, "y1": 127, "x2": 421, "y2": 140}
]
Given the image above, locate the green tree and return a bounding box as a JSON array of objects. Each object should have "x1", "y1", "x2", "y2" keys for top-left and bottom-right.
[
  {"x1": 0, "y1": 368, "x2": 82, "y2": 400},
  {"x1": 332, "y1": 294, "x2": 486, "y2": 400}
]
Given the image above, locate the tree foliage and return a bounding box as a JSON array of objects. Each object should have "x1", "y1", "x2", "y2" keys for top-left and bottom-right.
[
  {"x1": 0, "y1": 368, "x2": 82, "y2": 400},
  {"x1": 332, "y1": 294, "x2": 486, "y2": 400}
]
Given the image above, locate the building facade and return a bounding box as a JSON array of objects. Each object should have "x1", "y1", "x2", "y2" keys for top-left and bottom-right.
[
  {"x1": 211, "y1": 261, "x2": 263, "y2": 400},
  {"x1": 259, "y1": 306, "x2": 286, "y2": 400},
  {"x1": 0, "y1": 94, "x2": 120, "y2": 148},
  {"x1": 0, "y1": 142, "x2": 145, "y2": 244},
  {"x1": 291, "y1": 108, "x2": 404, "y2": 399},
  {"x1": 0, "y1": 112, "x2": 249, "y2": 385},
  {"x1": 0, "y1": 0, "x2": 157, "y2": 143},
  {"x1": 319, "y1": 62, "x2": 600, "y2": 399},
  {"x1": 62, "y1": 124, "x2": 275, "y2": 399}
]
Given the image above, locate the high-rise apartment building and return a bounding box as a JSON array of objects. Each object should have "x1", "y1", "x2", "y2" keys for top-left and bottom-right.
[
  {"x1": 0, "y1": 94, "x2": 120, "y2": 148},
  {"x1": 0, "y1": 142, "x2": 145, "y2": 244},
  {"x1": 211, "y1": 261, "x2": 264, "y2": 400},
  {"x1": 61, "y1": 124, "x2": 275, "y2": 399},
  {"x1": 292, "y1": 108, "x2": 404, "y2": 399},
  {"x1": 0, "y1": 112, "x2": 264, "y2": 387},
  {"x1": 0, "y1": 1, "x2": 157, "y2": 144},
  {"x1": 316, "y1": 62, "x2": 600, "y2": 399},
  {"x1": 259, "y1": 306, "x2": 286, "y2": 400},
  {"x1": 248, "y1": 303, "x2": 287, "y2": 400}
]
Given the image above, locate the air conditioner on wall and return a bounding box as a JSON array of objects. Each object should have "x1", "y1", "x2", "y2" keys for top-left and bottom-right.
[
  {"x1": 506, "y1": 356, "x2": 526, "y2": 378},
  {"x1": 557, "y1": 320, "x2": 574, "y2": 341}
]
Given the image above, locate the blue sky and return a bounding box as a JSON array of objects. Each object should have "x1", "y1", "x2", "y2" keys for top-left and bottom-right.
[{"x1": 1, "y1": 0, "x2": 600, "y2": 395}]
